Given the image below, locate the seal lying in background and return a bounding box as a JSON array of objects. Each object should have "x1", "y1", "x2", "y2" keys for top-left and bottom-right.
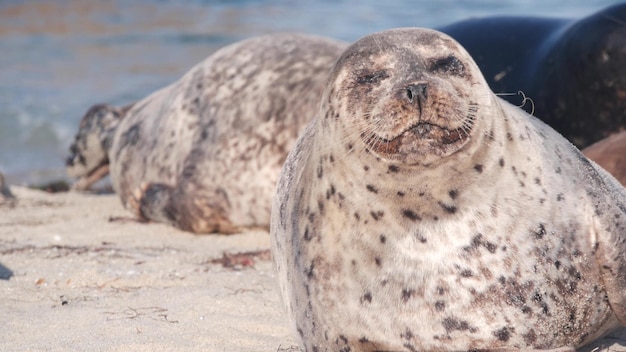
[
  {"x1": 271, "y1": 27, "x2": 626, "y2": 351},
  {"x1": 66, "y1": 33, "x2": 346, "y2": 233},
  {"x1": 438, "y1": 3, "x2": 626, "y2": 148}
]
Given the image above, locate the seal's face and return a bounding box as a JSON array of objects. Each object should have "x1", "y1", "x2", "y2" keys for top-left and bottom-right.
[
  {"x1": 326, "y1": 28, "x2": 489, "y2": 165},
  {"x1": 66, "y1": 104, "x2": 128, "y2": 179}
]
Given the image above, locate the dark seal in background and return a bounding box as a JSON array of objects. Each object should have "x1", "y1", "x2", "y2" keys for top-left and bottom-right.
[{"x1": 439, "y1": 3, "x2": 626, "y2": 148}]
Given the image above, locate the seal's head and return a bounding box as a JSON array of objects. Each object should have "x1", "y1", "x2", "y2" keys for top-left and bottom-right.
[
  {"x1": 322, "y1": 27, "x2": 492, "y2": 166},
  {"x1": 66, "y1": 103, "x2": 132, "y2": 186}
]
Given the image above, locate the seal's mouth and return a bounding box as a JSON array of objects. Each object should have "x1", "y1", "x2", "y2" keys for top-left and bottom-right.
[{"x1": 363, "y1": 121, "x2": 469, "y2": 157}]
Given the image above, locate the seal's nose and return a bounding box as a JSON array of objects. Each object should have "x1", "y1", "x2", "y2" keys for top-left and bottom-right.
[{"x1": 406, "y1": 83, "x2": 428, "y2": 104}]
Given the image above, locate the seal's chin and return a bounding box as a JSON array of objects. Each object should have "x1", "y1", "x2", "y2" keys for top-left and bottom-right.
[{"x1": 362, "y1": 122, "x2": 470, "y2": 163}]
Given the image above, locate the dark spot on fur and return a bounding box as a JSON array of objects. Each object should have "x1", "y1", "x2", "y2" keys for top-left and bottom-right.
[
  {"x1": 317, "y1": 198, "x2": 326, "y2": 213},
  {"x1": 442, "y1": 317, "x2": 474, "y2": 333},
  {"x1": 303, "y1": 226, "x2": 312, "y2": 241},
  {"x1": 535, "y1": 223, "x2": 546, "y2": 239},
  {"x1": 338, "y1": 335, "x2": 348, "y2": 344},
  {"x1": 557, "y1": 193, "x2": 564, "y2": 201},
  {"x1": 375, "y1": 257, "x2": 381, "y2": 266},
  {"x1": 379, "y1": 234, "x2": 387, "y2": 244},
  {"x1": 354, "y1": 212, "x2": 360, "y2": 221},
  {"x1": 493, "y1": 327, "x2": 512, "y2": 342},
  {"x1": 306, "y1": 262, "x2": 315, "y2": 280},
  {"x1": 435, "y1": 301, "x2": 446, "y2": 311},
  {"x1": 499, "y1": 158, "x2": 505, "y2": 167},
  {"x1": 402, "y1": 209, "x2": 421, "y2": 221},
  {"x1": 404, "y1": 344, "x2": 418, "y2": 352},
  {"x1": 366, "y1": 184, "x2": 378, "y2": 193},
  {"x1": 317, "y1": 165, "x2": 323, "y2": 179},
  {"x1": 370, "y1": 210, "x2": 384, "y2": 221},
  {"x1": 401, "y1": 328, "x2": 414, "y2": 340},
  {"x1": 439, "y1": 202, "x2": 457, "y2": 214},
  {"x1": 388, "y1": 165, "x2": 399, "y2": 173},
  {"x1": 401, "y1": 288, "x2": 415, "y2": 302},
  {"x1": 397, "y1": 191, "x2": 405, "y2": 197},
  {"x1": 460, "y1": 269, "x2": 473, "y2": 277},
  {"x1": 556, "y1": 167, "x2": 562, "y2": 174},
  {"x1": 363, "y1": 165, "x2": 370, "y2": 172},
  {"x1": 448, "y1": 190, "x2": 458, "y2": 199},
  {"x1": 523, "y1": 329, "x2": 537, "y2": 345},
  {"x1": 361, "y1": 292, "x2": 372, "y2": 303},
  {"x1": 121, "y1": 123, "x2": 141, "y2": 147},
  {"x1": 358, "y1": 337, "x2": 369, "y2": 344},
  {"x1": 474, "y1": 164, "x2": 483, "y2": 173}
]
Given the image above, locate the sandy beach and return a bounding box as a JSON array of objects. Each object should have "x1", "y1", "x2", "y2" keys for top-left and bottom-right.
[
  {"x1": 1, "y1": 185, "x2": 626, "y2": 351},
  {"x1": 0, "y1": 186, "x2": 298, "y2": 351}
]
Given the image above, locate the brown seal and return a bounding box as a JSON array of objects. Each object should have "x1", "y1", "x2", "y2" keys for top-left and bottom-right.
[
  {"x1": 66, "y1": 33, "x2": 346, "y2": 233},
  {"x1": 270, "y1": 28, "x2": 626, "y2": 351},
  {"x1": 583, "y1": 131, "x2": 626, "y2": 187}
]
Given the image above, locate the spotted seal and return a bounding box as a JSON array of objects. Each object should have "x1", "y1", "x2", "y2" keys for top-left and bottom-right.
[
  {"x1": 270, "y1": 28, "x2": 626, "y2": 351},
  {"x1": 66, "y1": 33, "x2": 346, "y2": 233},
  {"x1": 438, "y1": 3, "x2": 626, "y2": 148}
]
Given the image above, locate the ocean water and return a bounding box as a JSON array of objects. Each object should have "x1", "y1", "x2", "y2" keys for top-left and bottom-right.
[{"x1": 0, "y1": 0, "x2": 622, "y2": 185}]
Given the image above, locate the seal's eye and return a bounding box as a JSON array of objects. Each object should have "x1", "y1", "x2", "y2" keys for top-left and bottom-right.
[
  {"x1": 356, "y1": 70, "x2": 389, "y2": 84},
  {"x1": 430, "y1": 56, "x2": 465, "y2": 76}
]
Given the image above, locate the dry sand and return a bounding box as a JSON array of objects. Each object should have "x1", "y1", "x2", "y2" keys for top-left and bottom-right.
[
  {"x1": 0, "y1": 186, "x2": 298, "y2": 352},
  {"x1": 1, "y1": 185, "x2": 625, "y2": 352}
]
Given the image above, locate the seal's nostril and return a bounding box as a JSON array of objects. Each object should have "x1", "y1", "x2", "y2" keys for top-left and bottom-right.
[{"x1": 406, "y1": 83, "x2": 428, "y2": 103}]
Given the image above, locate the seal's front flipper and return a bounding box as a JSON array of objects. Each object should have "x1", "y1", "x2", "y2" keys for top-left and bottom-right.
[{"x1": 135, "y1": 182, "x2": 238, "y2": 234}]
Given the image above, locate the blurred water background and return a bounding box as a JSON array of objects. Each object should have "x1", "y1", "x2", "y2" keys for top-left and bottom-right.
[{"x1": 0, "y1": 0, "x2": 623, "y2": 186}]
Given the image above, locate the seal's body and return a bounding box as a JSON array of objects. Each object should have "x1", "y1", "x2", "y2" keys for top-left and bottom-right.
[
  {"x1": 66, "y1": 33, "x2": 346, "y2": 233},
  {"x1": 439, "y1": 3, "x2": 626, "y2": 148},
  {"x1": 270, "y1": 28, "x2": 626, "y2": 351}
]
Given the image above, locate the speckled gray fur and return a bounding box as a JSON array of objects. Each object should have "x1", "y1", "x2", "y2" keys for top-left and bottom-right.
[
  {"x1": 270, "y1": 28, "x2": 626, "y2": 351},
  {"x1": 66, "y1": 33, "x2": 346, "y2": 233}
]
